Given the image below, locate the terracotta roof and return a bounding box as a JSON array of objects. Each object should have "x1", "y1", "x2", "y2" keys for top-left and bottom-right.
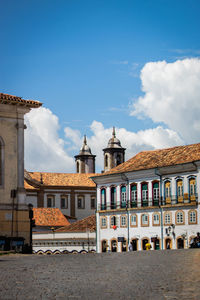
[
  {"x1": 25, "y1": 171, "x2": 97, "y2": 188},
  {"x1": 33, "y1": 208, "x2": 70, "y2": 227},
  {"x1": 0, "y1": 93, "x2": 42, "y2": 108},
  {"x1": 96, "y1": 142, "x2": 200, "y2": 176},
  {"x1": 56, "y1": 215, "x2": 96, "y2": 232}
]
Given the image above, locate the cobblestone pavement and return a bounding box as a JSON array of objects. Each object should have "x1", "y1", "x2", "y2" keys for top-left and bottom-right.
[{"x1": 0, "y1": 249, "x2": 200, "y2": 300}]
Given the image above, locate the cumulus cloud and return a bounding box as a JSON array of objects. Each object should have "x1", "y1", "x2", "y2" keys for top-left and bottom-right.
[
  {"x1": 25, "y1": 107, "x2": 74, "y2": 172},
  {"x1": 130, "y1": 58, "x2": 200, "y2": 143},
  {"x1": 65, "y1": 121, "x2": 183, "y2": 172}
]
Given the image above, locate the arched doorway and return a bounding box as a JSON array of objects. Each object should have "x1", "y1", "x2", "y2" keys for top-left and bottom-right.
[
  {"x1": 111, "y1": 240, "x2": 117, "y2": 252},
  {"x1": 153, "y1": 238, "x2": 160, "y2": 250},
  {"x1": 131, "y1": 239, "x2": 138, "y2": 251},
  {"x1": 165, "y1": 238, "x2": 172, "y2": 249},
  {"x1": 121, "y1": 239, "x2": 127, "y2": 252},
  {"x1": 177, "y1": 238, "x2": 184, "y2": 249},
  {"x1": 142, "y1": 238, "x2": 149, "y2": 250},
  {"x1": 102, "y1": 240, "x2": 107, "y2": 252}
]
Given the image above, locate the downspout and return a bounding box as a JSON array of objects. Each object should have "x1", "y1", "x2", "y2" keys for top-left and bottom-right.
[
  {"x1": 121, "y1": 173, "x2": 130, "y2": 246},
  {"x1": 155, "y1": 169, "x2": 164, "y2": 250}
]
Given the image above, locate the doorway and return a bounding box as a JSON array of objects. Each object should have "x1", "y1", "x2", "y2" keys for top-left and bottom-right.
[
  {"x1": 131, "y1": 239, "x2": 137, "y2": 251},
  {"x1": 142, "y1": 239, "x2": 149, "y2": 250},
  {"x1": 177, "y1": 238, "x2": 184, "y2": 249}
]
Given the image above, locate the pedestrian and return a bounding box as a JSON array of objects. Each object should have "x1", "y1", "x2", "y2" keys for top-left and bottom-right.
[{"x1": 128, "y1": 243, "x2": 133, "y2": 252}]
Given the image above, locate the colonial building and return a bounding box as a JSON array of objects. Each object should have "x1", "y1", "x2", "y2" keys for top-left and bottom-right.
[
  {"x1": 0, "y1": 93, "x2": 42, "y2": 250},
  {"x1": 92, "y1": 143, "x2": 200, "y2": 252},
  {"x1": 33, "y1": 214, "x2": 96, "y2": 254},
  {"x1": 25, "y1": 170, "x2": 97, "y2": 221}
]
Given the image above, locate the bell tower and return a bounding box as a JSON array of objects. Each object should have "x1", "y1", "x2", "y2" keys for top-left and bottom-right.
[
  {"x1": 74, "y1": 135, "x2": 96, "y2": 173},
  {"x1": 103, "y1": 127, "x2": 126, "y2": 172}
]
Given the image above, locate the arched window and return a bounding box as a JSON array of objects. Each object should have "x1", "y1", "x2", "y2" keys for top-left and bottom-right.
[
  {"x1": 176, "y1": 211, "x2": 184, "y2": 225},
  {"x1": 131, "y1": 184, "x2": 137, "y2": 207},
  {"x1": 189, "y1": 177, "x2": 196, "y2": 201},
  {"x1": 141, "y1": 213, "x2": 149, "y2": 226},
  {"x1": 116, "y1": 154, "x2": 121, "y2": 166},
  {"x1": 121, "y1": 186, "x2": 126, "y2": 208},
  {"x1": 110, "y1": 215, "x2": 118, "y2": 227},
  {"x1": 164, "y1": 212, "x2": 171, "y2": 225},
  {"x1": 141, "y1": 183, "x2": 148, "y2": 207},
  {"x1": 0, "y1": 136, "x2": 5, "y2": 187},
  {"x1": 101, "y1": 188, "x2": 107, "y2": 210},
  {"x1": 164, "y1": 180, "x2": 171, "y2": 204},
  {"x1": 111, "y1": 187, "x2": 116, "y2": 209},
  {"x1": 76, "y1": 161, "x2": 79, "y2": 173},
  {"x1": 188, "y1": 210, "x2": 197, "y2": 224},
  {"x1": 176, "y1": 179, "x2": 183, "y2": 203},
  {"x1": 152, "y1": 181, "x2": 159, "y2": 206},
  {"x1": 105, "y1": 155, "x2": 108, "y2": 167}
]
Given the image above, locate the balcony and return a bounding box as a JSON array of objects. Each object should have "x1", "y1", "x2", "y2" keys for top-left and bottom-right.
[{"x1": 98, "y1": 194, "x2": 198, "y2": 211}]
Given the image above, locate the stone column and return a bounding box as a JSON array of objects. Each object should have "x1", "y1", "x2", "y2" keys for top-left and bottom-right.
[{"x1": 16, "y1": 119, "x2": 26, "y2": 205}]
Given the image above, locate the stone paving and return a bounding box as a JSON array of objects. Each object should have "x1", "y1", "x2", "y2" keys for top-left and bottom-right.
[{"x1": 0, "y1": 249, "x2": 200, "y2": 300}]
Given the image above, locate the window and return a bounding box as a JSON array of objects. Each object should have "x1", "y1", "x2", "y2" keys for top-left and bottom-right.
[
  {"x1": 60, "y1": 196, "x2": 68, "y2": 209},
  {"x1": 164, "y1": 213, "x2": 171, "y2": 225},
  {"x1": 101, "y1": 188, "x2": 106, "y2": 210},
  {"x1": 164, "y1": 181, "x2": 171, "y2": 199},
  {"x1": 131, "y1": 184, "x2": 137, "y2": 207},
  {"x1": 141, "y1": 214, "x2": 149, "y2": 226},
  {"x1": 177, "y1": 179, "x2": 183, "y2": 197},
  {"x1": 47, "y1": 196, "x2": 55, "y2": 208},
  {"x1": 91, "y1": 196, "x2": 96, "y2": 209},
  {"x1": 142, "y1": 183, "x2": 148, "y2": 206},
  {"x1": 121, "y1": 186, "x2": 126, "y2": 208},
  {"x1": 153, "y1": 213, "x2": 160, "y2": 225},
  {"x1": 189, "y1": 210, "x2": 197, "y2": 224},
  {"x1": 121, "y1": 215, "x2": 127, "y2": 227},
  {"x1": 105, "y1": 155, "x2": 108, "y2": 167},
  {"x1": 110, "y1": 216, "x2": 117, "y2": 227},
  {"x1": 176, "y1": 211, "x2": 184, "y2": 224},
  {"x1": 77, "y1": 196, "x2": 85, "y2": 209},
  {"x1": 101, "y1": 217, "x2": 107, "y2": 228},
  {"x1": 0, "y1": 136, "x2": 4, "y2": 187},
  {"x1": 189, "y1": 178, "x2": 196, "y2": 201},
  {"x1": 130, "y1": 214, "x2": 137, "y2": 226},
  {"x1": 153, "y1": 182, "x2": 159, "y2": 205},
  {"x1": 116, "y1": 154, "x2": 121, "y2": 166},
  {"x1": 111, "y1": 187, "x2": 116, "y2": 209},
  {"x1": 76, "y1": 161, "x2": 79, "y2": 173}
]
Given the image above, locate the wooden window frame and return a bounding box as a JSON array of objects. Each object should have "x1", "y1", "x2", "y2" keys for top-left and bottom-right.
[
  {"x1": 141, "y1": 213, "x2": 149, "y2": 227},
  {"x1": 188, "y1": 209, "x2": 197, "y2": 225},
  {"x1": 175, "y1": 210, "x2": 185, "y2": 225},
  {"x1": 60, "y1": 195, "x2": 68, "y2": 209},
  {"x1": 152, "y1": 212, "x2": 160, "y2": 226},
  {"x1": 130, "y1": 214, "x2": 138, "y2": 227}
]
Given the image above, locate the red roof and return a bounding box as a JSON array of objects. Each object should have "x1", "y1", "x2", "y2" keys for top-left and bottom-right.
[
  {"x1": 33, "y1": 208, "x2": 70, "y2": 227},
  {"x1": 56, "y1": 215, "x2": 96, "y2": 233},
  {"x1": 0, "y1": 93, "x2": 42, "y2": 107}
]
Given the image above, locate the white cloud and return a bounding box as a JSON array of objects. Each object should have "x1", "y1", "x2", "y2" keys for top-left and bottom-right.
[
  {"x1": 25, "y1": 107, "x2": 74, "y2": 172},
  {"x1": 25, "y1": 106, "x2": 183, "y2": 173},
  {"x1": 65, "y1": 121, "x2": 183, "y2": 172},
  {"x1": 130, "y1": 58, "x2": 200, "y2": 143}
]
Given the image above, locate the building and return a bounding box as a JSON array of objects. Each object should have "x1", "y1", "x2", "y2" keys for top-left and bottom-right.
[
  {"x1": 25, "y1": 170, "x2": 97, "y2": 221},
  {"x1": 91, "y1": 143, "x2": 200, "y2": 252},
  {"x1": 103, "y1": 127, "x2": 126, "y2": 172},
  {"x1": 33, "y1": 214, "x2": 96, "y2": 254},
  {"x1": 0, "y1": 93, "x2": 42, "y2": 251},
  {"x1": 32, "y1": 208, "x2": 71, "y2": 232},
  {"x1": 75, "y1": 135, "x2": 96, "y2": 173}
]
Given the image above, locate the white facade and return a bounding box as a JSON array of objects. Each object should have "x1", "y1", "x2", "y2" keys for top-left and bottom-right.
[
  {"x1": 26, "y1": 188, "x2": 96, "y2": 221},
  {"x1": 93, "y1": 162, "x2": 200, "y2": 252},
  {"x1": 33, "y1": 231, "x2": 96, "y2": 254}
]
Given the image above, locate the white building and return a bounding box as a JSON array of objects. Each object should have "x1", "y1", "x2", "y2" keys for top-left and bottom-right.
[
  {"x1": 91, "y1": 143, "x2": 200, "y2": 252},
  {"x1": 33, "y1": 215, "x2": 96, "y2": 254}
]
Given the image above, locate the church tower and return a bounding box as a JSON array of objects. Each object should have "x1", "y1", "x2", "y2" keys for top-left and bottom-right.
[
  {"x1": 75, "y1": 135, "x2": 96, "y2": 173},
  {"x1": 103, "y1": 127, "x2": 126, "y2": 172}
]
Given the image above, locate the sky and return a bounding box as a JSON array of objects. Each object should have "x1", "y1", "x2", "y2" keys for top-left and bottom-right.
[{"x1": 1, "y1": 0, "x2": 200, "y2": 173}]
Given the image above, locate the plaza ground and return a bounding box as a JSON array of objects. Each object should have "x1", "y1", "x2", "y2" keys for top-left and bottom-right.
[{"x1": 0, "y1": 249, "x2": 200, "y2": 299}]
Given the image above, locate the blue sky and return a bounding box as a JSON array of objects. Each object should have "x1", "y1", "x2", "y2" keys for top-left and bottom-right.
[{"x1": 1, "y1": 0, "x2": 200, "y2": 172}]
